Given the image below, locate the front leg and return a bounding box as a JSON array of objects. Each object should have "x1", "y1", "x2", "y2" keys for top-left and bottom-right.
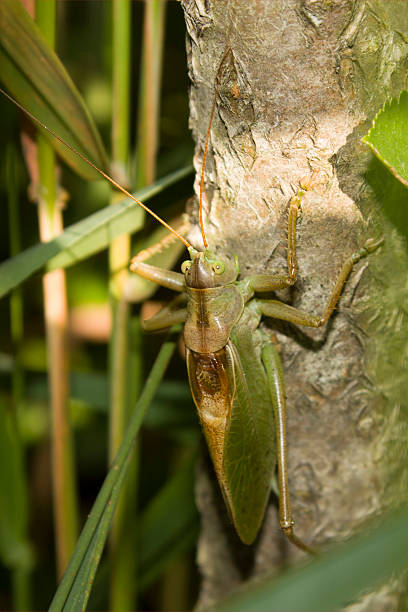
[
  {"x1": 130, "y1": 259, "x2": 185, "y2": 292},
  {"x1": 247, "y1": 190, "x2": 302, "y2": 293},
  {"x1": 129, "y1": 219, "x2": 189, "y2": 292}
]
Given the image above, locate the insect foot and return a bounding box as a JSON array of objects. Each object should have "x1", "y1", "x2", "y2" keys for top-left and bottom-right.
[
  {"x1": 352, "y1": 236, "x2": 384, "y2": 264},
  {"x1": 282, "y1": 524, "x2": 318, "y2": 556}
]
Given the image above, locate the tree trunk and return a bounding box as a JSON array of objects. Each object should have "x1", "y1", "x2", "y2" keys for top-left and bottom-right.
[{"x1": 180, "y1": 1, "x2": 408, "y2": 609}]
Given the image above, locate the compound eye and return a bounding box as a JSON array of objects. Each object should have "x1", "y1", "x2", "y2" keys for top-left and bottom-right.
[
  {"x1": 212, "y1": 261, "x2": 225, "y2": 275},
  {"x1": 181, "y1": 260, "x2": 191, "y2": 274}
]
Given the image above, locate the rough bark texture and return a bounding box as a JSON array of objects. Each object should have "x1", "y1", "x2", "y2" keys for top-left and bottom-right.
[{"x1": 180, "y1": 1, "x2": 408, "y2": 609}]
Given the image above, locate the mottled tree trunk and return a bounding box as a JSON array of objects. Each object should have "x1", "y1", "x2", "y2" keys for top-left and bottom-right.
[{"x1": 180, "y1": 1, "x2": 408, "y2": 609}]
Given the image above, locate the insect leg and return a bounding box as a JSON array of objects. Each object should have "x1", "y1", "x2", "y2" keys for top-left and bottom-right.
[
  {"x1": 261, "y1": 342, "x2": 316, "y2": 555},
  {"x1": 129, "y1": 218, "x2": 190, "y2": 292},
  {"x1": 255, "y1": 237, "x2": 383, "y2": 327},
  {"x1": 142, "y1": 294, "x2": 187, "y2": 332},
  {"x1": 130, "y1": 260, "x2": 185, "y2": 292},
  {"x1": 247, "y1": 192, "x2": 302, "y2": 292}
]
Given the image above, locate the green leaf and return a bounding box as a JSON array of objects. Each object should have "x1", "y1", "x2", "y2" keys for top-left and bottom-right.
[
  {"x1": 363, "y1": 92, "x2": 408, "y2": 188},
  {"x1": 62, "y1": 459, "x2": 128, "y2": 612},
  {"x1": 365, "y1": 155, "x2": 408, "y2": 241},
  {"x1": 213, "y1": 508, "x2": 408, "y2": 612},
  {"x1": 0, "y1": 166, "x2": 192, "y2": 300},
  {"x1": 0, "y1": 0, "x2": 107, "y2": 179}
]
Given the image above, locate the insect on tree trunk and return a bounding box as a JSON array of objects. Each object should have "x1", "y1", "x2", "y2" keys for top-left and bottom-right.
[{"x1": 180, "y1": 1, "x2": 408, "y2": 609}]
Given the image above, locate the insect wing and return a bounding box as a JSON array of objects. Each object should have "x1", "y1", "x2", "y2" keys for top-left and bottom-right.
[{"x1": 222, "y1": 333, "x2": 276, "y2": 544}]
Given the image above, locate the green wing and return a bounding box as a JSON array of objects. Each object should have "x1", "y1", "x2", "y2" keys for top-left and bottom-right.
[{"x1": 222, "y1": 328, "x2": 276, "y2": 544}]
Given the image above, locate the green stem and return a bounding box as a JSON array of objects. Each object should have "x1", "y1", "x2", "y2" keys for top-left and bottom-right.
[
  {"x1": 136, "y1": 0, "x2": 167, "y2": 188},
  {"x1": 107, "y1": 1, "x2": 137, "y2": 610},
  {"x1": 109, "y1": 316, "x2": 142, "y2": 611},
  {"x1": 108, "y1": 0, "x2": 132, "y2": 460},
  {"x1": 35, "y1": 0, "x2": 79, "y2": 577},
  {"x1": 111, "y1": 0, "x2": 130, "y2": 177},
  {"x1": 48, "y1": 333, "x2": 177, "y2": 612}
]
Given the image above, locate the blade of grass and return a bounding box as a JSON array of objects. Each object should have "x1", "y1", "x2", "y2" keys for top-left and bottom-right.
[
  {"x1": 0, "y1": 0, "x2": 107, "y2": 178},
  {"x1": 212, "y1": 508, "x2": 408, "y2": 612},
  {"x1": 63, "y1": 457, "x2": 129, "y2": 612},
  {"x1": 108, "y1": 318, "x2": 141, "y2": 610},
  {"x1": 0, "y1": 165, "x2": 193, "y2": 299},
  {"x1": 48, "y1": 332, "x2": 177, "y2": 612},
  {"x1": 133, "y1": 5, "x2": 196, "y2": 604}
]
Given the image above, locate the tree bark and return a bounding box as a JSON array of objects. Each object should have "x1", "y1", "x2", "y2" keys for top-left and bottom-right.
[{"x1": 180, "y1": 1, "x2": 408, "y2": 609}]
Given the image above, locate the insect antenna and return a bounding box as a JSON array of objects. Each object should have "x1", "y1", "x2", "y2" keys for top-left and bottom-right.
[
  {"x1": 199, "y1": 48, "x2": 232, "y2": 249},
  {"x1": 0, "y1": 87, "x2": 191, "y2": 249}
]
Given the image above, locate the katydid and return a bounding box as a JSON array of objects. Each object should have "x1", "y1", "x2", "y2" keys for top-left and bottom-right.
[
  {"x1": 130, "y1": 188, "x2": 382, "y2": 549},
  {"x1": 1, "y1": 68, "x2": 382, "y2": 551}
]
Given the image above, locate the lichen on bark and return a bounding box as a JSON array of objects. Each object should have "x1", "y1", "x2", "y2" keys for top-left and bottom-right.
[{"x1": 180, "y1": 1, "x2": 408, "y2": 609}]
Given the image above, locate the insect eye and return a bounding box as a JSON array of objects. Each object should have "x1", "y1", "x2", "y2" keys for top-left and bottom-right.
[
  {"x1": 212, "y1": 261, "x2": 225, "y2": 274},
  {"x1": 181, "y1": 260, "x2": 191, "y2": 274}
]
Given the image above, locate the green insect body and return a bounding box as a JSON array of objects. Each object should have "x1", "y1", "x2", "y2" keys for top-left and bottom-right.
[
  {"x1": 132, "y1": 247, "x2": 278, "y2": 545},
  {"x1": 131, "y1": 209, "x2": 382, "y2": 549}
]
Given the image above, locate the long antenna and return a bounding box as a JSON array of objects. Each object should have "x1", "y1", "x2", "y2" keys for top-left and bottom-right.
[
  {"x1": 199, "y1": 48, "x2": 231, "y2": 249},
  {"x1": 1, "y1": 87, "x2": 191, "y2": 249}
]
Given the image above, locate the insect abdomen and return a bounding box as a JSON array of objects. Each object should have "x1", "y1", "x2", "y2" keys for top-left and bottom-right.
[{"x1": 186, "y1": 348, "x2": 232, "y2": 477}]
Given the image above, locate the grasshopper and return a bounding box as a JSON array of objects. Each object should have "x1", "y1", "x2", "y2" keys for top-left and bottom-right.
[{"x1": 1, "y1": 57, "x2": 381, "y2": 550}]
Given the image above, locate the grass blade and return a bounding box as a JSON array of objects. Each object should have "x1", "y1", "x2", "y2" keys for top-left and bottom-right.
[
  {"x1": 63, "y1": 458, "x2": 129, "y2": 612},
  {"x1": 213, "y1": 508, "x2": 408, "y2": 612},
  {"x1": 48, "y1": 332, "x2": 177, "y2": 611},
  {"x1": 0, "y1": 0, "x2": 107, "y2": 178}
]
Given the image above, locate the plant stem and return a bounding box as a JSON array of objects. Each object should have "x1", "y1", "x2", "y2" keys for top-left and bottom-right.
[
  {"x1": 34, "y1": 0, "x2": 79, "y2": 577},
  {"x1": 108, "y1": 1, "x2": 136, "y2": 610},
  {"x1": 136, "y1": 0, "x2": 166, "y2": 188},
  {"x1": 109, "y1": 1, "x2": 167, "y2": 608}
]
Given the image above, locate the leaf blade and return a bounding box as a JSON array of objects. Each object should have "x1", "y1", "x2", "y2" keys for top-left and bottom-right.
[
  {"x1": 214, "y1": 508, "x2": 408, "y2": 612},
  {"x1": 0, "y1": 0, "x2": 107, "y2": 179},
  {"x1": 363, "y1": 91, "x2": 408, "y2": 188}
]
